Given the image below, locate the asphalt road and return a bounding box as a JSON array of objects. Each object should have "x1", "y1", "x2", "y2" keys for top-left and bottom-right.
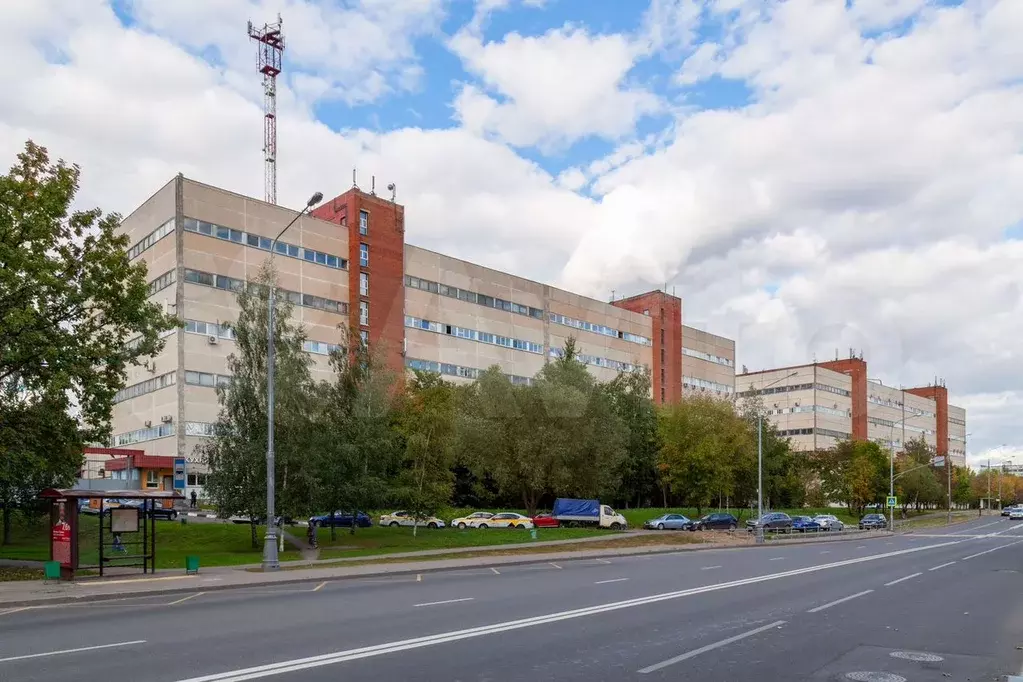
[{"x1": 3, "y1": 516, "x2": 1023, "y2": 682}]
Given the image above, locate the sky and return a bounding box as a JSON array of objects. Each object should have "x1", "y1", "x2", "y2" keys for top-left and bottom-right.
[{"x1": 3, "y1": 0, "x2": 1022, "y2": 468}]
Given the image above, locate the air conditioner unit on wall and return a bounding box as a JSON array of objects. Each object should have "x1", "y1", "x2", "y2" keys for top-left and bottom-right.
[
  {"x1": 207, "y1": 335, "x2": 218, "y2": 345},
  {"x1": 161, "y1": 415, "x2": 173, "y2": 424},
  {"x1": 144, "y1": 420, "x2": 152, "y2": 428}
]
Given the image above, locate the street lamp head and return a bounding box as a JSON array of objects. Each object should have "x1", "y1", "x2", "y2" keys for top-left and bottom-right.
[{"x1": 306, "y1": 191, "x2": 324, "y2": 208}]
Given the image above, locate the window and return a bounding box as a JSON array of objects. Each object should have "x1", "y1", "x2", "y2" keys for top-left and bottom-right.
[
  {"x1": 360, "y1": 272, "x2": 368, "y2": 296},
  {"x1": 184, "y1": 269, "x2": 347, "y2": 315},
  {"x1": 405, "y1": 357, "x2": 529, "y2": 385},
  {"x1": 183, "y1": 216, "x2": 346, "y2": 269},
  {"x1": 147, "y1": 270, "x2": 175, "y2": 296},
  {"x1": 113, "y1": 372, "x2": 176, "y2": 403},
  {"x1": 359, "y1": 210, "x2": 369, "y2": 235},
  {"x1": 128, "y1": 218, "x2": 175, "y2": 260},
  {"x1": 360, "y1": 329, "x2": 369, "y2": 346},
  {"x1": 146, "y1": 470, "x2": 159, "y2": 489},
  {"x1": 360, "y1": 301, "x2": 369, "y2": 326},
  {"x1": 360, "y1": 243, "x2": 369, "y2": 267}
]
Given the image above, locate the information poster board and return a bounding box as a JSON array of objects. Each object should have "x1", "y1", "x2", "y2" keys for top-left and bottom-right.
[
  {"x1": 173, "y1": 458, "x2": 186, "y2": 491},
  {"x1": 111, "y1": 507, "x2": 140, "y2": 533},
  {"x1": 51, "y1": 500, "x2": 72, "y2": 567}
]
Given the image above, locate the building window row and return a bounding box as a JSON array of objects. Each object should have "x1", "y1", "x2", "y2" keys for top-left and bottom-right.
[
  {"x1": 405, "y1": 275, "x2": 545, "y2": 320},
  {"x1": 184, "y1": 319, "x2": 236, "y2": 340},
  {"x1": 405, "y1": 315, "x2": 544, "y2": 355},
  {"x1": 127, "y1": 218, "x2": 175, "y2": 261},
  {"x1": 185, "y1": 421, "x2": 217, "y2": 436},
  {"x1": 683, "y1": 376, "x2": 735, "y2": 395},
  {"x1": 183, "y1": 217, "x2": 347, "y2": 270},
  {"x1": 303, "y1": 340, "x2": 340, "y2": 356},
  {"x1": 867, "y1": 394, "x2": 936, "y2": 417},
  {"x1": 867, "y1": 416, "x2": 935, "y2": 435},
  {"x1": 949, "y1": 417, "x2": 966, "y2": 427},
  {"x1": 113, "y1": 372, "x2": 175, "y2": 404},
  {"x1": 183, "y1": 269, "x2": 349, "y2": 315},
  {"x1": 125, "y1": 327, "x2": 176, "y2": 352},
  {"x1": 187, "y1": 473, "x2": 209, "y2": 486},
  {"x1": 147, "y1": 269, "x2": 175, "y2": 296},
  {"x1": 816, "y1": 383, "x2": 851, "y2": 397},
  {"x1": 550, "y1": 347, "x2": 643, "y2": 374},
  {"x1": 549, "y1": 313, "x2": 652, "y2": 347},
  {"x1": 405, "y1": 357, "x2": 532, "y2": 386},
  {"x1": 778, "y1": 427, "x2": 851, "y2": 439},
  {"x1": 110, "y1": 423, "x2": 174, "y2": 446},
  {"x1": 682, "y1": 347, "x2": 733, "y2": 367},
  {"x1": 185, "y1": 370, "x2": 232, "y2": 388},
  {"x1": 738, "y1": 382, "x2": 850, "y2": 398},
  {"x1": 767, "y1": 404, "x2": 850, "y2": 417}
]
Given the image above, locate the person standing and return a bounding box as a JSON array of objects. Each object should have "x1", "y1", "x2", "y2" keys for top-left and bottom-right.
[{"x1": 189, "y1": 490, "x2": 198, "y2": 509}]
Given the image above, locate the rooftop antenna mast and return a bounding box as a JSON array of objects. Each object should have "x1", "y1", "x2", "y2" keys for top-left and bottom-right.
[{"x1": 248, "y1": 15, "x2": 284, "y2": 205}]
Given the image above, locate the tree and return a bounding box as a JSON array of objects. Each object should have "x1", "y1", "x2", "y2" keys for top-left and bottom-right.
[
  {"x1": 198, "y1": 264, "x2": 317, "y2": 548},
  {"x1": 895, "y1": 438, "x2": 941, "y2": 512},
  {"x1": 395, "y1": 371, "x2": 457, "y2": 535},
  {"x1": 952, "y1": 466, "x2": 975, "y2": 507},
  {"x1": 0, "y1": 141, "x2": 176, "y2": 444},
  {"x1": 603, "y1": 369, "x2": 659, "y2": 508},
  {"x1": 0, "y1": 385, "x2": 82, "y2": 544},
  {"x1": 311, "y1": 331, "x2": 401, "y2": 540}
]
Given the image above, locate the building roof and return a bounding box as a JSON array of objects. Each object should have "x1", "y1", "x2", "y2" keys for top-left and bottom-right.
[{"x1": 38, "y1": 488, "x2": 184, "y2": 500}]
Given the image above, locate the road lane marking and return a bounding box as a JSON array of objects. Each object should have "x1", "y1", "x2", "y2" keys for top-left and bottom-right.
[
  {"x1": 490, "y1": 568, "x2": 500, "y2": 575},
  {"x1": 0, "y1": 640, "x2": 147, "y2": 664},
  {"x1": 167, "y1": 593, "x2": 204, "y2": 606},
  {"x1": 637, "y1": 620, "x2": 786, "y2": 673},
  {"x1": 549, "y1": 562, "x2": 562, "y2": 569},
  {"x1": 928, "y1": 561, "x2": 956, "y2": 571},
  {"x1": 807, "y1": 590, "x2": 874, "y2": 613},
  {"x1": 414, "y1": 598, "x2": 475, "y2": 608},
  {"x1": 0, "y1": 607, "x2": 33, "y2": 617},
  {"x1": 170, "y1": 540, "x2": 963, "y2": 682},
  {"x1": 87, "y1": 575, "x2": 193, "y2": 586},
  {"x1": 701, "y1": 566, "x2": 721, "y2": 571},
  {"x1": 312, "y1": 582, "x2": 328, "y2": 592},
  {"x1": 595, "y1": 559, "x2": 612, "y2": 564},
  {"x1": 769, "y1": 557, "x2": 784, "y2": 561},
  {"x1": 884, "y1": 572, "x2": 922, "y2": 587},
  {"x1": 857, "y1": 546, "x2": 866, "y2": 549},
  {"x1": 820, "y1": 550, "x2": 830, "y2": 554},
  {"x1": 416, "y1": 574, "x2": 422, "y2": 582},
  {"x1": 961, "y1": 539, "x2": 1023, "y2": 560},
  {"x1": 594, "y1": 578, "x2": 629, "y2": 585}
]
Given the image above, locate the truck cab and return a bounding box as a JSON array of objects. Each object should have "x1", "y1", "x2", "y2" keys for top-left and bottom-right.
[{"x1": 599, "y1": 505, "x2": 628, "y2": 529}]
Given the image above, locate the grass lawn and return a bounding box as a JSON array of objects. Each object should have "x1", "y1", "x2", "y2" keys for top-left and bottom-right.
[
  {"x1": 311, "y1": 525, "x2": 617, "y2": 560},
  {"x1": 0, "y1": 515, "x2": 301, "y2": 573}
]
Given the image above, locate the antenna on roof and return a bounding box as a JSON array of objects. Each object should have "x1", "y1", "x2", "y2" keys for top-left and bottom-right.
[
  {"x1": 611, "y1": 289, "x2": 615, "y2": 302},
  {"x1": 352, "y1": 168, "x2": 358, "y2": 189},
  {"x1": 387, "y1": 182, "x2": 396, "y2": 203},
  {"x1": 371, "y1": 176, "x2": 376, "y2": 196}
]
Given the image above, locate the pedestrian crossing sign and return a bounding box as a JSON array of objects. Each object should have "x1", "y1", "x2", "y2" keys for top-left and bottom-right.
[{"x1": 887, "y1": 496, "x2": 897, "y2": 508}]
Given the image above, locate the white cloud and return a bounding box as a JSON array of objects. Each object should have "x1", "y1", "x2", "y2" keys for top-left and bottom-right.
[{"x1": 450, "y1": 25, "x2": 662, "y2": 148}]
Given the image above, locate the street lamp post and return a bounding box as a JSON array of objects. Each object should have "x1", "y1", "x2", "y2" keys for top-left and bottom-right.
[
  {"x1": 755, "y1": 371, "x2": 798, "y2": 544},
  {"x1": 262, "y1": 191, "x2": 323, "y2": 572}
]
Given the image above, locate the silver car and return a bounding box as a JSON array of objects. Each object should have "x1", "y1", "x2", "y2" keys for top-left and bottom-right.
[
  {"x1": 812, "y1": 514, "x2": 844, "y2": 531},
  {"x1": 644, "y1": 513, "x2": 693, "y2": 530}
]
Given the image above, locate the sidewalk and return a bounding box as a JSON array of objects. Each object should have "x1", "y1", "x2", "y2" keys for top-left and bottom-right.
[{"x1": 0, "y1": 529, "x2": 884, "y2": 608}]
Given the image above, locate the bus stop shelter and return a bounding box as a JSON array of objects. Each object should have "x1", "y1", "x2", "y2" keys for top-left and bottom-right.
[{"x1": 39, "y1": 488, "x2": 184, "y2": 580}]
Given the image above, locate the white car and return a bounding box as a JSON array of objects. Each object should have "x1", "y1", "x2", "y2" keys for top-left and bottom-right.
[
  {"x1": 1009, "y1": 509, "x2": 1023, "y2": 520},
  {"x1": 452, "y1": 511, "x2": 493, "y2": 529},
  {"x1": 812, "y1": 514, "x2": 844, "y2": 531},
  {"x1": 378, "y1": 510, "x2": 446, "y2": 529},
  {"x1": 470, "y1": 512, "x2": 534, "y2": 529}
]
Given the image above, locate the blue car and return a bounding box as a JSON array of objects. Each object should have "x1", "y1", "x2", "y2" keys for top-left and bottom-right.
[
  {"x1": 791, "y1": 515, "x2": 822, "y2": 533},
  {"x1": 309, "y1": 510, "x2": 372, "y2": 528}
]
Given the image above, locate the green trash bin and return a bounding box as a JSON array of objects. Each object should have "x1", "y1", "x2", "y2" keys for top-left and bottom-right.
[
  {"x1": 43, "y1": 561, "x2": 61, "y2": 581},
  {"x1": 185, "y1": 555, "x2": 200, "y2": 575},
  {"x1": 529, "y1": 529, "x2": 538, "y2": 540}
]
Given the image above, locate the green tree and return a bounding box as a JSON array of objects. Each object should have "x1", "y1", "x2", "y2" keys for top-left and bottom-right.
[
  {"x1": 952, "y1": 466, "x2": 974, "y2": 507},
  {"x1": 603, "y1": 369, "x2": 659, "y2": 508},
  {"x1": 396, "y1": 371, "x2": 457, "y2": 535},
  {"x1": 311, "y1": 332, "x2": 401, "y2": 540},
  {"x1": 895, "y1": 438, "x2": 941, "y2": 513},
  {"x1": 198, "y1": 264, "x2": 317, "y2": 548},
  {"x1": 0, "y1": 141, "x2": 176, "y2": 444}
]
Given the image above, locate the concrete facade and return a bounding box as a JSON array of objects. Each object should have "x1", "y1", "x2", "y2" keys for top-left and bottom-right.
[
  {"x1": 109, "y1": 177, "x2": 737, "y2": 495},
  {"x1": 737, "y1": 359, "x2": 966, "y2": 465}
]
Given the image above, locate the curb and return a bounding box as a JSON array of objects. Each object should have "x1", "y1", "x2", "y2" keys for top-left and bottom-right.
[{"x1": 0, "y1": 531, "x2": 887, "y2": 608}]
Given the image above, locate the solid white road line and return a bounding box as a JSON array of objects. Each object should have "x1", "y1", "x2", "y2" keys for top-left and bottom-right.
[
  {"x1": 928, "y1": 561, "x2": 956, "y2": 571},
  {"x1": 595, "y1": 559, "x2": 612, "y2": 565},
  {"x1": 549, "y1": 562, "x2": 562, "y2": 570},
  {"x1": 806, "y1": 590, "x2": 874, "y2": 613},
  {"x1": 701, "y1": 566, "x2": 722, "y2": 571},
  {"x1": 171, "y1": 540, "x2": 962, "y2": 682},
  {"x1": 312, "y1": 582, "x2": 328, "y2": 592},
  {"x1": 961, "y1": 539, "x2": 1023, "y2": 560},
  {"x1": 167, "y1": 592, "x2": 204, "y2": 606},
  {"x1": 637, "y1": 620, "x2": 787, "y2": 673},
  {"x1": 0, "y1": 607, "x2": 33, "y2": 617},
  {"x1": 414, "y1": 598, "x2": 475, "y2": 608},
  {"x1": 594, "y1": 578, "x2": 629, "y2": 585},
  {"x1": 0, "y1": 640, "x2": 147, "y2": 664},
  {"x1": 884, "y1": 572, "x2": 922, "y2": 587},
  {"x1": 490, "y1": 568, "x2": 500, "y2": 575}
]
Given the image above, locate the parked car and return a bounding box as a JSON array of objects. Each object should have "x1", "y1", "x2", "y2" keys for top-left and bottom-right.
[
  {"x1": 791, "y1": 516, "x2": 822, "y2": 532},
  {"x1": 1002, "y1": 505, "x2": 1021, "y2": 517},
  {"x1": 379, "y1": 510, "x2": 446, "y2": 529},
  {"x1": 308, "y1": 511, "x2": 371, "y2": 528},
  {"x1": 746, "y1": 512, "x2": 793, "y2": 533},
  {"x1": 644, "y1": 514, "x2": 694, "y2": 531},
  {"x1": 228, "y1": 514, "x2": 296, "y2": 525},
  {"x1": 812, "y1": 514, "x2": 844, "y2": 531},
  {"x1": 1009, "y1": 508, "x2": 1023, "y2": 520},
  {"x1": 471, "y1": 512, "x2": 533, "y2": 529},
  {"x1": 859, "y1": 513, "x2": 887, "y2": 530},
  {"x1": 693, "y1": 513, "x2": 738, "y2": 531},
  {"x1": 451, "y1": 511, "x2": 493, "y2": 529},
  {"x1": 531, "y1": 513, "x2": 560, "y2": 528}
]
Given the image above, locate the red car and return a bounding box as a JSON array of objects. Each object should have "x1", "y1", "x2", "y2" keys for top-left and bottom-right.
[{"x1": 532, "y1": 513, "x2": 560, "y2": 528}]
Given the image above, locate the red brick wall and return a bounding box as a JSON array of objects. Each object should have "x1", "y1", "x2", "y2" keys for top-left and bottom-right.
[
  {"x1": 312, "y1": 189, "x2": 406, "y2": 375},
  {"x1": 611, "y1": 291, "x2": 681, "y2": 404},
  {"x1": 906, "y1": 385, "x2": 949, "y2": 457},
  {"x1": 819, "y1": 358, "x2": 868, "y2": 441}
]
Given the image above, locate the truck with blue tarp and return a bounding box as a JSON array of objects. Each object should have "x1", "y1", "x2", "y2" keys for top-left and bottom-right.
[{"x1": 551, "y1": 498, "x2": 628, "y2": 529}]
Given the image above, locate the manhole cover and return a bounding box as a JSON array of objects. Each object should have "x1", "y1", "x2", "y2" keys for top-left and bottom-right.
[
  {"x1": 890, "y1": 650, "x2": 943, "y2": 662},
  {"x1": 845, "y1": 673, "x2": 907, "y2": 682}
]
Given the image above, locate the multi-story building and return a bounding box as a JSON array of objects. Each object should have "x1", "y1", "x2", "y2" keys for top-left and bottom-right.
[
  {"x1": 737, "y1": 358, "x2": 967, "y2": 466},
  {"x1": 107, "y1": 176, "x2": 736, "y2": 497}
]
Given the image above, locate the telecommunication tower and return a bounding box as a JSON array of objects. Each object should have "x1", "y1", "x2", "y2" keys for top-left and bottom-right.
[{"x1": 247, "y1": 15, "x2": 284, "y2": 205}]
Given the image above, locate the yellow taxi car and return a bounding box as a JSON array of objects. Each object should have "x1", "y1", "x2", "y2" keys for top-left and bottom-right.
[
  {"x1": 378, "y1": 510, "x2": 446, "y2": 529},
  {"x1": 469, "y1": 512, "x2": 534, "y2": 529},
  {"x1": 451, "y1": 511, "x2": 494, "y2": 529}
]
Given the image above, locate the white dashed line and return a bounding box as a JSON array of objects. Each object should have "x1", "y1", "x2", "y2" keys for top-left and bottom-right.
[
  {"x1": 594, "y1": 578, "x2": 629, "y2": 585},
  {"x1": 961, "y1": 539, "x2": 1023, "y2": 560},
  {"x1": 490, "y1": 568, "x2": 500, "y2": 575},
  {"x1": 884, "y1": 572, "x2": 922, "y2": 587},
  {"x1": 928, "y1": 561, "x2": 956, "y2": 571},
  {"x1": 637, "y1": 621, "x2": 786, "y2": 673},
  {"x1": 0, "y1": 640, "x2": 147, "y2": 663},
  {"x1": 414, "y1": 598, "x2": 475, "y2": 608},
  {"x1": 701, "y1": 566, "x2": 722, "y2": 571},
  {"x1": 807, "y1": 590, "x2": 874, "y2": 613}
]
